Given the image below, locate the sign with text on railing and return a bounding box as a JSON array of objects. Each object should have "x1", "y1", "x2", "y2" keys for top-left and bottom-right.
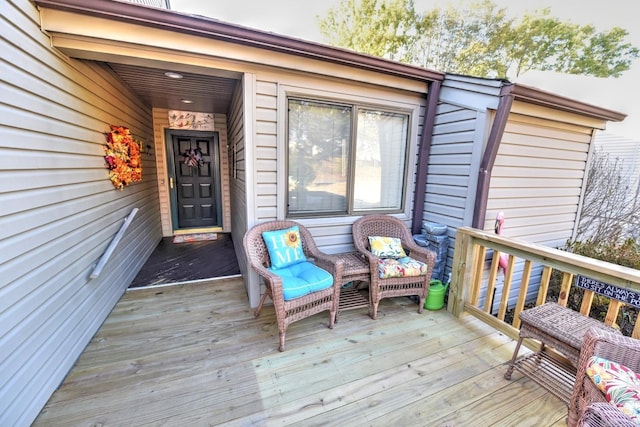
[{"x1": 576, "y1": 275, "x2": 640, "y2": 308}]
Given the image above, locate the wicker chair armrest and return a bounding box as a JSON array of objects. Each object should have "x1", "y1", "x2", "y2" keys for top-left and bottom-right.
[
  {"x1": 578, "y1": 328, "x2": 640, "y2": 377},
  {"x1": 403, "y1": 242, "x2": 436, "y2": 269},
  {"x1": 578, "y1": 403, "x2": 637, "y2": 427},
  {"x1": 313, "y1": 255, "x2": 345, "y2": 284},
  {"x1": 250, "y1": 262, "x2": 284, "y2": 293}
]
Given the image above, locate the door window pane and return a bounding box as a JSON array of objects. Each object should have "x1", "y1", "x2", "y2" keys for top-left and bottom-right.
[
  {"x1": 353, "y1": 110, "x2": 408, "y2": 211},
  {"x1": 288, "y1": 99, "x2": 351, "y2": 215}
]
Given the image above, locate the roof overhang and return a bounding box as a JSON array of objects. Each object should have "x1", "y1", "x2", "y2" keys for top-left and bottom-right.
[
  {"x1": 34, "y1": 0, "x2": 444, "y2": 84},
  {"x1": 507, "y1": 83, "x2": 627, "y2": 123}
]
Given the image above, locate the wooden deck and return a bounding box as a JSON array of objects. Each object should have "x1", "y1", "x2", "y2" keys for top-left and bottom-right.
[{"x1": 34, "y1": 278, "x2": 568, "y2": 426}]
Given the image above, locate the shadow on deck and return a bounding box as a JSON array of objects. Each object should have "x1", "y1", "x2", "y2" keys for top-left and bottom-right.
[
  {"x1": 34, "y1": 278, "x2": 568, "y2": 426},
  {"x1": 129, "y1": 233, "x2": 240, "y2": 288}
]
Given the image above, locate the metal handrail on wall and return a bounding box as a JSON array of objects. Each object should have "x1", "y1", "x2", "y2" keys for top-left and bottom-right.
[{"x1": 90, "y1": 208, "x2": 139, "y2": 280}]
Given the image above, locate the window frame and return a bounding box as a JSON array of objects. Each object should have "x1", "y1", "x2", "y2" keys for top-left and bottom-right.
[{"x1": 284, "y1": 93, "x2": 415, "y2": 219}]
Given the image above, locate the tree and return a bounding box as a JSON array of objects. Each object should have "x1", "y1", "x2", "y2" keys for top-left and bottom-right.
[
  {"x1": 317, "y1": 0, "x2": 419, "y2": 63},
  {"x1": 576, "y1": 148, "x2": 640, "y2": 242},
  {"x1": 317, "y1": 0, "x2": 639, "y2": 79}
]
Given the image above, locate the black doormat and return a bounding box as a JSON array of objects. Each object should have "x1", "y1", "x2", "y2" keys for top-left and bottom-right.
[{"x1": 129, "y1": 233, "x2": 241, "y2": 288}]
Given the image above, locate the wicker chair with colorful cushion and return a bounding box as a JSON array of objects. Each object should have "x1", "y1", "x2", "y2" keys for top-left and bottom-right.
[
  {"x1": 352, "y1": 215, "x2": 436, "y2": 319},
  {"x1": 243, "y1": 220, "x2": 344, "y2": 352},
  {"x1": 569, "y1": 327, "x2": 640, "y2": 426}
]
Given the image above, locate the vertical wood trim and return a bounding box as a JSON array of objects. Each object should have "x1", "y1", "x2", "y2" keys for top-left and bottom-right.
[
  {"x1": 412, "y1": 80, "x2": 440, "y2": 234},
  {"x1": 450, "y1": 230, "x2": 475, "y2": 317}
]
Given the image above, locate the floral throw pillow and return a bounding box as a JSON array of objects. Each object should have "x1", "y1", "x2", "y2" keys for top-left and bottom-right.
[
  {"x1": 377, "y1": 257, "x2": 428, "y2": 279},
  {"x1": 368, "y1": 236, "x2": 407, "y2": 259},
  {"x1": 586, "y1": 356, "x2": 640, "y2": 423},
  {"x1": 262, "y1": 226, "x2": 307, "y2": 269}
]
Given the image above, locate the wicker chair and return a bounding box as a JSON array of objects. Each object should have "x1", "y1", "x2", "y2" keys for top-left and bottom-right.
[
  {"x1": 243, "y1": 220, "x2": 344, "y2": 352},
  {"x1": 569, "y1": 327, "x2": 640, "y2": 427},
  {"x1": 352, "y1": 215, "x2": 436, "y2": 319}
]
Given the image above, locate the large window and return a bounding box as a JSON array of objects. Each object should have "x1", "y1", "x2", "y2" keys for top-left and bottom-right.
[{"x1": 287, "y1": 98, "x2": 410, "y2": 217}]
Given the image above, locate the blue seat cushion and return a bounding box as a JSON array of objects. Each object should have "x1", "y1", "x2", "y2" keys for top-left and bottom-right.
[{"x1": 269, "y1": 261, "x2": 334, "y2": 301}]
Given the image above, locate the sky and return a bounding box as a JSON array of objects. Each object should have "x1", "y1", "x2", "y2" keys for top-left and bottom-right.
[{"x1": 170, "y1": 0, "x2": 640, "y2": 139}]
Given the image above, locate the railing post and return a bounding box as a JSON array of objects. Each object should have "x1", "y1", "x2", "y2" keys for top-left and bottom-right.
[{"x1": 449, "y1": 229, "x2": 476, "y2": 318}]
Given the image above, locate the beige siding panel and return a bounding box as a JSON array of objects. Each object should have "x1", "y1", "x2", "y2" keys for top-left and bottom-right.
[
  {"x1": 492, "y1": 165, "x2": 584, "y2": 179},
  {"x1": 152, "y1": 109, "x2": 172, "y2": 236},
  {"x1": 1, "y1": 1, "x2": 162, "y2": 425},
  {"x1": 254, "y1": 80, "x2": 278, "y2": 223},
  {"x1": 486, "y1": 111, "x2": 594, "y2": 247},
  {"x1": 216, "y1": 112, "x2": 232, "y2": 233},
  {"x1": 511, "y1": 100, "x2": 607, "y2": 129}
]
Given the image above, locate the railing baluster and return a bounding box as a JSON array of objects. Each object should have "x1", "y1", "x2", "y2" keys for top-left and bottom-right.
[
  {"x1": 513, "y1": 260, "x2": 533, "y2": 329},
  {"x1": 605, "y1": 300, "x2": 622, "y2": 327},
  {"x1": 557, "y1": 272, "x2": 573, "y2": 307},
  {"x1": 580, "y1": 290, "x2": 595, "y2": 315},
  {"x1": 471, "y1": 246, "x2": 486, "y2": 306},
  {"x1": 537, "y1": 266, "x2": 552, "y2": 306},
  {"x1": 485, "y1": 250, "x2": 500, "y2": 312},
  {"x1": 497, "y1": 254, "x2": 516, "y2": 321},
  {"x1": 633, "y1": 320, "x2": 640, "y2": 339}
]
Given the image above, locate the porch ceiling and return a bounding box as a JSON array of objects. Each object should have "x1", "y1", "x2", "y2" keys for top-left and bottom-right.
[{"x1": 107, "y1": 62, "x2": 239, "y2": 114}]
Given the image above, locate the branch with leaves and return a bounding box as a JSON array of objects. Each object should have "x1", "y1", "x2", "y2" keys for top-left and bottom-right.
[{"x1": 317, "y1": 0, "x2": 639, "y2": 79}]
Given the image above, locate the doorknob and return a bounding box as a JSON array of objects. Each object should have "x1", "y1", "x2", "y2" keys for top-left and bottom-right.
[{"x1": 169, "y1": 177, "x2": 174, "y2": 189}]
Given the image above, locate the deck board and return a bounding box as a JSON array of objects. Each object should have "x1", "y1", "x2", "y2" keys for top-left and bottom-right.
[{"x1": 34, "y1": 278, "x2": 568, "y2": 426}]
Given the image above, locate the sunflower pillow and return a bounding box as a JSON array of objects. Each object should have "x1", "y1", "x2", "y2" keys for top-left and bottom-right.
[
  {"x1": 368, "y1": 236, "x2": 407, "y2": 259},
  {"x1": 262, "y1": 226, "x2": 307, "y2": 269}
]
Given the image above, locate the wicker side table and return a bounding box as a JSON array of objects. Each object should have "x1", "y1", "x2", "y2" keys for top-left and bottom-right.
[
  {"x1": 328, "y1": 252, "x2": 370, "y2": 320},
  {"x1": 504, "y1": 302, "x2": 620, "y2": 404}
]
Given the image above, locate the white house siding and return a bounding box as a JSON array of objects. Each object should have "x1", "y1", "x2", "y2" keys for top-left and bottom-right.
[
  {"x1": 153, "y1": 109, "x2": 232, "y2": 236},
  {"x1": 425, "y1": 102, "x2": 485, "y2": 228},
  {"x1": 481, "y1": 102, "x2": 606, "y2": 310},
  {"x1": 1, "y1": 1, "x2": 162, "y2": 425},
  {"x1": 420, "y1": 75, "x2": 503, "y2": 286},
  {"x1": 591, "y1": 132, "x2": 640, "y2": 236}
]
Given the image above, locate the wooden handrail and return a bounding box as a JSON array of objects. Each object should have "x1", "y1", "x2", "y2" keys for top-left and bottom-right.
[
  {"x1": 90, "y1": 208, "x2": 139, "y2": 280},
  {"x1": 449, "y1": 227, "x2": 640, "y2": 339}
]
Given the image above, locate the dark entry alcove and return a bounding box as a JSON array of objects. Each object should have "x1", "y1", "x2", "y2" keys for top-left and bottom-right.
[{"x1": 129, "y1": 233, "x2": 240, "y2": 288}]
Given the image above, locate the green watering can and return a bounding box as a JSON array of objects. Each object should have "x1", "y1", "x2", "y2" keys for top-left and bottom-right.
[{"x1": 424, "y1": 279, "x2": 449, "y2": 310}]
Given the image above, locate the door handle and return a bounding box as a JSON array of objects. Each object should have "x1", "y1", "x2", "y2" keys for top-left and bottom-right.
[{"x1": 169, "y1": 177, "x2": 174, "y2": 189}]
